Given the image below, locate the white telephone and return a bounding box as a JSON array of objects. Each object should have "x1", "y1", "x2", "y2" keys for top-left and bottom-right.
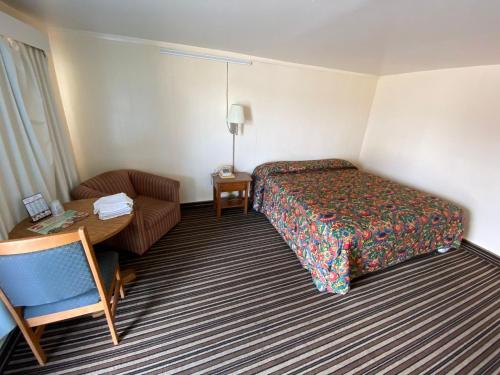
[{"x1": 218, "y1": 165, "x2": 235, "y2": 179}]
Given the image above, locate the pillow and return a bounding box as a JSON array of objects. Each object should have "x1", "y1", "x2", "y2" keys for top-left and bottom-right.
[
  {"x1": 252, "y1": 159, "x2": 357, "y2": 212},
  {"x1": 253, "y1": 159, "x2": 356, "y2": 180}
]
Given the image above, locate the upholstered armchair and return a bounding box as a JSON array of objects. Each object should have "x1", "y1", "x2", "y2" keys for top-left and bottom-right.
[{"x1": 71, "y1": 170, "x2": 180, "y2": 255}]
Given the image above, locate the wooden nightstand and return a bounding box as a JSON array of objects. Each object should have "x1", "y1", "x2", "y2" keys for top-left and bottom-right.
[{"x1": 212, "y1": 172, "x2": 252, "y2": 218}]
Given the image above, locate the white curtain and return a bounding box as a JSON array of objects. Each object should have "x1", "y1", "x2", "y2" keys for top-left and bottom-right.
[{"x1": 0, "y1": 36, "x2": 79, "y2": 239}]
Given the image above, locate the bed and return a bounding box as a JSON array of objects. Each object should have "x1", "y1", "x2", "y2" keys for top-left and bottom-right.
[{"x1": 252, "y1": 159, "x2": 463, "y2": 294}]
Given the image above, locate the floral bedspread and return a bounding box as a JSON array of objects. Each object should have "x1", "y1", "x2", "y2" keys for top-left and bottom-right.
[{"x1": 252, "y1": 159, "x2": 463, "y2": 294}]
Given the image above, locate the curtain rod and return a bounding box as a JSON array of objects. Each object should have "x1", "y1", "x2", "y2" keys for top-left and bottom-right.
[
  {"x1": 160, "y1": 48, "x2": 252, "y2": 65},
  {"x1": 0, "y1": 34, "x2": 47, "y2": 55}
]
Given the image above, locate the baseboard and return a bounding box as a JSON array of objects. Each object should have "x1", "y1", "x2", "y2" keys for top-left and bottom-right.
[
  {"x1": 462, "y1": 239, "x2": 500, "y2": 266},
  {"x1": 181, "y1": 200, "x2": 255, "y2": 209},
  {"x1": 180, "y1": 200, "x2": 214, "y2": 208},
  {"x1": 0, "y1": 329, "x2": 20, "y2": 373}
]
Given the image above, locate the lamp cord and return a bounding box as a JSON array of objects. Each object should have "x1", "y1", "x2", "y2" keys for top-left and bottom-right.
[
  {"x1": 226, "y1": 62, "x2": 230, "y2": 131},
  {"x1": 226, "y1": 62, "x2": 236, "y2": 173}
]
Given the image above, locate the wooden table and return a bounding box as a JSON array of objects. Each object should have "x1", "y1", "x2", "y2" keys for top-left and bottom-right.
[
  {"x1": 212, "y1": 172, "x2": 252, "y2": 218},
  {"x1": 9, "y1": 198, "x2": 133, "y2": 244},
  {"x1": 9, "y1": 198, "x2": 137, "y2": 297}
]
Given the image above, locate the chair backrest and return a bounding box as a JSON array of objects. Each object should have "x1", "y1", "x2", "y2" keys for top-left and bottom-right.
[
  {"x1": 82, "y1": 170, "x2": 137, "y2": 198},
  {"x1": 0, "y1": 229, "x2": 99, "y2": 307}
]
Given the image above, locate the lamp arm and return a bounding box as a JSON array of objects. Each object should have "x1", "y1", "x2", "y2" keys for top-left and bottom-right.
[{"x1": 232, "y1": 132, "x2": 235, "y2": 174}]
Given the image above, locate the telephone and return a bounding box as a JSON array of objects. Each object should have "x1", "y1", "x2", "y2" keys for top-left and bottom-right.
[{"x1": 218, "y1": 165, "x2": 235, "y2": 179}]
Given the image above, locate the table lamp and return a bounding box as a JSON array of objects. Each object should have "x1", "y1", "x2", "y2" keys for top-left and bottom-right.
[{"x1": 227, "y1": 104, "x2": 245, "y2": 173}]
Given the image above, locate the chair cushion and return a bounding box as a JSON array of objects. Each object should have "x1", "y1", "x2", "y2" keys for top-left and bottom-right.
[
  {"x1": 24, "y1": 250, "x2": 119, "y2": 319},
  {"x1": 134, "y1": 196, "x2": 177, "y2": 228},
  {"x1": 82, "y1": 170, "x2": 137, "y2": 198},
  {"x1": 0, "y1": 242, "x2": 95, "y2": 307}
]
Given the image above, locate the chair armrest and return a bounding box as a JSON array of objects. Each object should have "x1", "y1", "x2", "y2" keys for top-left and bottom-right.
[
  {"x1": 129, "y1": 170, "x2": 180, "y2": 202},
  {"x1": 131, "y1": 206, "x2": 145, "y2": 230},
  {"x1": 71, "y1": 185, "x2": 107, "y2": 200}
]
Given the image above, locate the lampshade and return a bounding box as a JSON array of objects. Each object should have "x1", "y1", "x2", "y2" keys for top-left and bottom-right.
[{"x1": 228, "y1": 104, "x2": 245, "y2": 124}]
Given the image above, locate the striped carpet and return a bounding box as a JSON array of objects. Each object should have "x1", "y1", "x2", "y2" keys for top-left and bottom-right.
[{"x1": 4, "y1": 205, "x2": 500, "y2": 374}]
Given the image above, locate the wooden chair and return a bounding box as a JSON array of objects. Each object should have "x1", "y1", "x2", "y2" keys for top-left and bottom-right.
[{"x1": 0, "y1": 227, "x2": 124, "y2": 365}]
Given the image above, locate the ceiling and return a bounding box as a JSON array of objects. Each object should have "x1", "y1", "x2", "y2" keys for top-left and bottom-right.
[{"x1": 5, "y1": 0, "x2": 500, "y2": 75}]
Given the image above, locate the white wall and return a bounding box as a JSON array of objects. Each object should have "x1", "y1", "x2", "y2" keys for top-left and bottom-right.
[
  {"x1": 360, "y1": 65, "x2": 500, "y2": 254},
  {"x1": 3, "y1": 12, "x2": 499, "y2": 254},
  {"x1": 48, "y1": 29, "x2": 378, "y2": 203}
]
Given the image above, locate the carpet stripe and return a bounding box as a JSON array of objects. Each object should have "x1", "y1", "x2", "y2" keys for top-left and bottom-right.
[
  {"x1": 249, "y1": 270, "x2": 499, "y2": 375},
  {"x1": 4, "y1": 206, "x2": 499, "y2": 375},
  {"x1": 18, "y1": 237, "x2": 470, "y2": 353},
  {"x1": 92, "y1": 256, "x2": 490, "y2": 374}
]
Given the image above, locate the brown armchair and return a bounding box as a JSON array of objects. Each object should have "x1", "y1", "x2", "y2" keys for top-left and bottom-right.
[{"x1": 71, "y1": 170, "x2": 180, "y2": 255}]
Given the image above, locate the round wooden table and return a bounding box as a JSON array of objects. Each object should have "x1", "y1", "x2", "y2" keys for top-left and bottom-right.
[
  {"x1": 9, "y1": 198, "x2": 136, "y2": 285},
  {"x1": 9, "y1": 198, "x2": 133, "y2": 244}
]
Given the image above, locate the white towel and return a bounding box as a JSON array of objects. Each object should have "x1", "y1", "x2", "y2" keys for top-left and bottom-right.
[
  {"x1": 93, "y1": 193, "x2": 133, "y2": 220},
  {"x1": 98, "y1": 207, "x2": 132, "y2": 220}
]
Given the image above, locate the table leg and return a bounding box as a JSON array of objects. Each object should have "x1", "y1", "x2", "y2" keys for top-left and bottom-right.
[
  {"x1": 216, "y1": 185, "x2": 222, "y2": 218},
  {"x1": 244, "y1": 183, "x2": 249, "y2": 214},
  {"x1": 121, "y1": 268, "x2": 136, "y2": 284},
  {"x1": 213, "y1": 186, "x2": 217, "y2": 212}
]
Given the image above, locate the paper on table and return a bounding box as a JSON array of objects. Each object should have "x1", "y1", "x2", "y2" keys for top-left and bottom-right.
[{"x1": 28, "y1": 210, "x2": 89, "y2": 234}]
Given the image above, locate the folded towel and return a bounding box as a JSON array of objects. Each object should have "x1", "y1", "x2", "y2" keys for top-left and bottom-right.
[
  {"x1": 98, "y1": 207, "x2": 132, "y2": 220},
  {"x1": 93, "y1": 193, "x2": 133, "y2": 213},
  {"x1": 94, "y1": 193, "x2": 133, "y2": 220},
  {"x1": 96, "y1": 202, "x2": 132, "y2": 214}
]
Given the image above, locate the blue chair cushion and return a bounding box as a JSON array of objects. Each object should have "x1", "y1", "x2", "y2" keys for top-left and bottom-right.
[
  {"x1": 0, "y1": 242, "x2": 96, "y2": 307},
  {"x1": 24, "y1": 250, "x2": 119, "y2": 319}
]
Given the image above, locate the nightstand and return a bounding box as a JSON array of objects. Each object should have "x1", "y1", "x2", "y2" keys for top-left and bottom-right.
[{"x1": 212, "y1": 172, "x2": 252, "y2": 218}]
